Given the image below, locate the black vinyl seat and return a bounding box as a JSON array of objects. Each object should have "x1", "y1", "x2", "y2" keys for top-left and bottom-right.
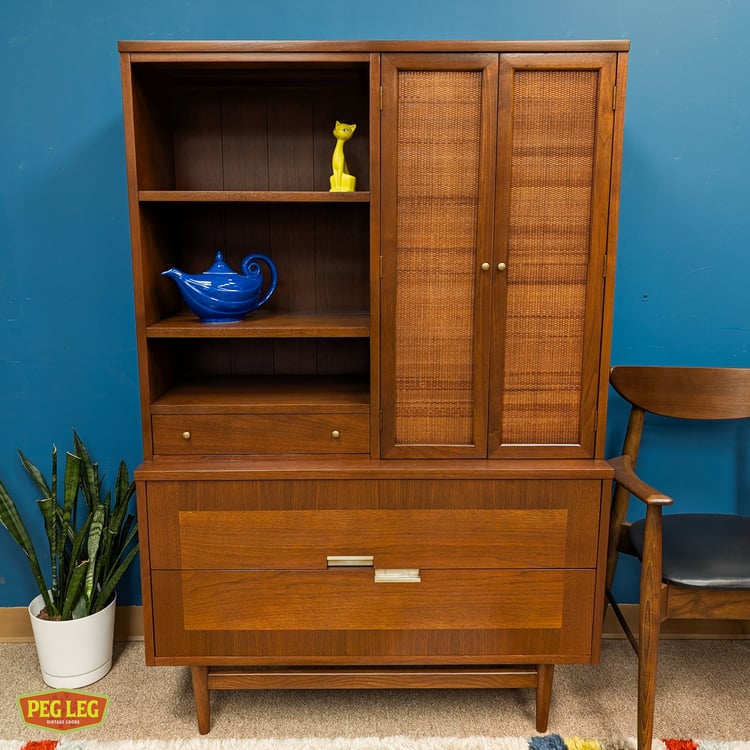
[{"x1": 628, "y1": 513, "x2": 750, "y2": 588}]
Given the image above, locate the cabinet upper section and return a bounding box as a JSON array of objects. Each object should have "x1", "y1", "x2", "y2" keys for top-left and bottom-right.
[{"x1": 120, "y1": 41, "x2": 628, "y2": 461}]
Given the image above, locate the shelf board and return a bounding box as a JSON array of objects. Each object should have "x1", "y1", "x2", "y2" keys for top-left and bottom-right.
[
  {"x1": 146, "y1": 311, "x2": 370, "y2": 338},
  {"x1": 139, "y1": 190, "x2": 370, "y2": 203},
  {"x1": 151, "y1": 376, "x2": 370, "y2": 415}
]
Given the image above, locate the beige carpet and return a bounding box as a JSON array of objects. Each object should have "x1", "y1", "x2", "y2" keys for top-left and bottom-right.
[{"x1": 1, "y1": 640, "x2": 748, "y2": 741}]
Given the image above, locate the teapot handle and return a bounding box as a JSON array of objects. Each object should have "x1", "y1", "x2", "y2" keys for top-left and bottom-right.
[{"x1": 241, "y1": 254, "x2": 278, "y2": 309}]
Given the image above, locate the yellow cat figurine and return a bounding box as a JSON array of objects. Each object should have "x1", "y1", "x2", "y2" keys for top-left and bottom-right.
[{"x1": 329, "y1": 121, "x2": 356, "y2": 192}]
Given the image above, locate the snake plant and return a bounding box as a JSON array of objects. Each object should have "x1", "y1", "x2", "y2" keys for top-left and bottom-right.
[{"x1": 0, "y1": 431, "x2": 138, "y2": 620}]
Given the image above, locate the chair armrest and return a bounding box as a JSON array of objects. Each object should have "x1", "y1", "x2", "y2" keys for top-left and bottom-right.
[{"x1": 608, "y1": 455, "x2": 673, "y2": 506}]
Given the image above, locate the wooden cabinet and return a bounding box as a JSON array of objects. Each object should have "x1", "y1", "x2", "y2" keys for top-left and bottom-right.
[
  {"x1": 119, "y1": 39, "x2": 628, "y2": 734},
  {"x1": 380, "y1": 52, "x2": 619, "y2": 459}
]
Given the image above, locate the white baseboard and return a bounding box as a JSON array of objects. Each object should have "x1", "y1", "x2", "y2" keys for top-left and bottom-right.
[{"x1": 0, "y1": 604, "x2": 747, "y2": 643}]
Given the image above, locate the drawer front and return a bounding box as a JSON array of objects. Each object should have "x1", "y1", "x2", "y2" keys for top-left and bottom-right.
[
  {"x1": 152, "y1": 414, "x2": 370, "y2": 455},
  {"x1": 151, "y1": 568, "x2": 596, "y2": 662},
  {"x1": 145, "y1": 479, "x2": 603, "y2": 569}
]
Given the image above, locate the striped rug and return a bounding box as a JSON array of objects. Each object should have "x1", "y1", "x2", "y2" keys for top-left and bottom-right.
[{"x1": 1, "y1": 738, "x2": 749, "y2": 750}]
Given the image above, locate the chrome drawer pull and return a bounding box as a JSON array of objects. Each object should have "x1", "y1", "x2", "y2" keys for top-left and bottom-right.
[
  {"x1": 374, "y1": 568, "x2": 421, "y2": 583},
  {"x1": 327, "y1": 555, "x2": 374, "y2": 568}
]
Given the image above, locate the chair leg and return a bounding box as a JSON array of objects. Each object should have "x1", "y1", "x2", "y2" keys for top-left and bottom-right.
[
  {"x1": 638, "y1": 601, "x2": 660, "y2": 750},
  {"x1": 637, "y1": 504, "x2": 663, "y2": 750}
]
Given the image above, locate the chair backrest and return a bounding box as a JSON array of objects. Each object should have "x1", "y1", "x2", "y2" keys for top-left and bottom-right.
[
  {"x1": 610, "y1": 366, "x2": 750, "y2": 421},
  {"x1": 608, "y1": 366, "x2": 750, "y2": 518}
]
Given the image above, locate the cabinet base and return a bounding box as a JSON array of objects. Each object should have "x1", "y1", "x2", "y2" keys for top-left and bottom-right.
[{"x1": 190, "y1": 664, "x2": 554, "y2": 735}]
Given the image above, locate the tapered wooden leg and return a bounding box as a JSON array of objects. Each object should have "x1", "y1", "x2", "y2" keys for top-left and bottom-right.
[
  {"x1": 638, "y1": 505, "x2": 663, "y2": 750},
  {"x1": 191, "y1": 666, "x2": 211, "y2": 734},
  {"x1": 535, "y1": 663, "x2": 554, "y2": 732}
]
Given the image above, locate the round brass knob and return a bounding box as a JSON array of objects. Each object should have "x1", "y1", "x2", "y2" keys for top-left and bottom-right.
[
  {"x1": 497, "y1": 262, "x2": 507, "y2": 272},
  {"x1": 481, "y1": 262, "x2": 490, "y2": 271},
  {"x1": 331, "y1": 430, "x2": 341, "y2": 439},
  {"x1": 182, "y1": 431, "x2": 191, "y2": 440}
]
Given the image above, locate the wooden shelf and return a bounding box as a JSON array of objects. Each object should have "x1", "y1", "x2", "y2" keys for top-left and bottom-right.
[
  {"x1": 139, "y1": 190, "x2": 370, "y2": 203},
  {"x1": 147, "y1": 312, "x2": 370, "y2": 338},
  {"x1": 150, "y1": 375, "x2": 370, "y2": 414}
]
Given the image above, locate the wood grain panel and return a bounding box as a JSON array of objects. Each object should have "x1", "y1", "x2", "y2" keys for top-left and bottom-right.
[
  {"x1": 144, "y1": 478, "x2": 603, "y2": 568},
  {"x1": 221, "y1": 92, "x2": 270, "y2": 190},
  {"x1": 150, "y1": 568, "x2": 596, "y2": 661},
  {"x1": 172, "y1": 90, "x2": 224, "y2": 190},
  {"x1": 181, "y1": 569, "x2": 566, "y2": 630},
  {"x1": 175, "y1": 508, "x2": 570, "y2": 569}
]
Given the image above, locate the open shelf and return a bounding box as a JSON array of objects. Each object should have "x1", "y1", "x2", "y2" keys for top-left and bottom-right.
[
  {"x1": 147, "y1": 312, "x2": 370, "y2": 338},
  {"x1": 139, "y1": 191, "x2": 370, "y2": 203},
  {"x1": 150, "y1": 375, "x2": 370, "y2": 415}
]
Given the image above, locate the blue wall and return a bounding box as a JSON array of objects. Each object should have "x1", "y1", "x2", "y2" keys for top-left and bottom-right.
[{"x1": 1, "y1": 0, "x2": 749, "y2": 607}]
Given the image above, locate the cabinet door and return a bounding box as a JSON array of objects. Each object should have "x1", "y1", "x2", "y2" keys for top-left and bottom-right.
[
  {"x1": 380, "y1": 54, "x2": 499, "y2": 458},
  {"x1": 489, "y1": 53, "x2": 618, "y2": 458}
]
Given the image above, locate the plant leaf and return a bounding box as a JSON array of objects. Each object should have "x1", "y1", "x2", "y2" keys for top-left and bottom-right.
[
  {"x1": 18, "y1": 449, "x2": 53, "y2": 500},
  {"x1": 36, "y1": 497, "x2": 59, "y2": 602},
  {"x1": 93, "y1": 543, "x2": 138, "y2": 613},
  {"x1": 61, "y1": 560, "x2": 88, "y2": 620},
  {"x1": 73, "y1": 431, "x2": 99, "y2": 513},
  {"x1": 84, "y1": 504, "x2": 106, "y2": 610},
  {"x1": 0, "y1": 480, "x2": 56, "y2": 616},
  {"x1": 62, "y1": 451, "x2": 81, "y2": 543}
]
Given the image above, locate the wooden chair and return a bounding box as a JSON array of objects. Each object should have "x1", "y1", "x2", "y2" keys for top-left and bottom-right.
[{"x1": 605, "y1": 366, "x2": 750, "y2": 750}]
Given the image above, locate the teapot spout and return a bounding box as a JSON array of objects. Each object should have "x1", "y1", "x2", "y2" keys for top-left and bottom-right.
[{"x1": 162, "y1": 268, "x2": 183, "y2": 281}]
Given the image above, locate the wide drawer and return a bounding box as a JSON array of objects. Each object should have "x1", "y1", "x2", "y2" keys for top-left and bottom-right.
[
  {"x1": 151, "y1": 568, "x2": 596, "y2": 662},
  {"x1": 152, "y1": 413, "x2": 370, "y2": 455},
  {"x1": 145, "y1": 479, "x2": 603, "y2": 569}
]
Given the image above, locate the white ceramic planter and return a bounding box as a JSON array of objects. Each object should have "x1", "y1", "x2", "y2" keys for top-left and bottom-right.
[{"x1": 28, "y1": 593, "x2": 116, "y2": 688}]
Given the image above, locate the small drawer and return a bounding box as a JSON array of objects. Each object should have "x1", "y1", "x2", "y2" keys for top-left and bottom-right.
[{"x1": 152, "y1": 413, "x2": 370, "y2": 455}]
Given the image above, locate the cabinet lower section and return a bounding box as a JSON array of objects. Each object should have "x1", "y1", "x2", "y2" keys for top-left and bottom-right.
[{"x1": 135, "y1": 462, "x2": 612, "y2": 733}]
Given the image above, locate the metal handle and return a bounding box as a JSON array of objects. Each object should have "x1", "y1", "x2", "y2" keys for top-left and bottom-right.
[
  {"x1": 327, "y1": 555, "x2": 374, "y2": 568},
  {"x1": 481, "y1": 262, "x2": 490, "y2": 271},
  {"x1": 331, "y1": 430, "x2": 341, "y2": 439},
  {"x1": 182, "y1": 431, "x2": 191, "y2": 440},
  {"x1": 374, "y1": 568, "x2": 421, "y2": 583},
  {"x1": 497, "y1": 262, "x2": 507, "y2": 272}
]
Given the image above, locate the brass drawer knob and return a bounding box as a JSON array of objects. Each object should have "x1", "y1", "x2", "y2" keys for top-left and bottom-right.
[
  {"x1": 182, "y1": 431, "x2": 191, "y2": 440},
  {"x1": 497, "y1": 262, "x2": 507, "y2": 272},
  {"x1": 331, "y1": 430, "x2": 341, "y2": 439},
  {"x1": 481, "y1": 262, "x2": 490, "y2": 271}
]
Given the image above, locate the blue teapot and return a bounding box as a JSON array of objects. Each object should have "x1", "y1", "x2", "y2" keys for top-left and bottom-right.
[{"x1": 162, "y1": 251, "x2": 278, "y2": 323}]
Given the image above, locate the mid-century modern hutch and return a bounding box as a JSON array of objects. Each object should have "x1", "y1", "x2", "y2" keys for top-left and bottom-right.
[{"x1": 119, "y1": 39, "x2": 629, "y2": 733}]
